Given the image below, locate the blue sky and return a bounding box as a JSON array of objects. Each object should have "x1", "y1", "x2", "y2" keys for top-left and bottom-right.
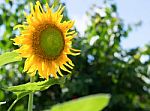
[{"x1": 62, "y1": 0, "x2": 150, "y2": 49}]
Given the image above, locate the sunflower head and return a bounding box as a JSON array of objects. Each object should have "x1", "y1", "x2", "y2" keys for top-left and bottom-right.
[{"x1": 13, "y1": 1, "x2": 80, "y2": 79}]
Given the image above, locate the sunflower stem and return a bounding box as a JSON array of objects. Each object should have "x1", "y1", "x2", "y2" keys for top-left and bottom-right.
[
  {"x1": 7, "y1": 99, "x2": 18, "y2": 111},
  {"x1": 28, "y1": 76, "x2": 34, "y2": 111}
]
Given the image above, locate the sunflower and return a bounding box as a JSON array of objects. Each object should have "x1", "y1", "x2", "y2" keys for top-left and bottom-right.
[{"x1": 13, "y1": 1, "x2": 80, "y2": 79}]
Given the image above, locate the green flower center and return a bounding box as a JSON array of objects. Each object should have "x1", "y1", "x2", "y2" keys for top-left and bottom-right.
[{"x1": 39, "y1": 26, "x2": 64, "y2": 58}]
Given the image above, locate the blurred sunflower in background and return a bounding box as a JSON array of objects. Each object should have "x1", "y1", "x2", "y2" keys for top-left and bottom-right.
[{"x1": 12, "y1": 1, "x2": 80, "y2": 79}]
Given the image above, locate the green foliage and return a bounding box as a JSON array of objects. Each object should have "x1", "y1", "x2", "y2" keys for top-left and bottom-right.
[
  {"x1": 63, "y1": 1, "x2": 150, "y2": 111},
  {"x1": 4, "y1": 77, "x2": 65, "y2": 111},
  {"x1": 50, "y1": 94, "x2": 110, "y2": 111},
  {"x1": 5, "y1": 77, "x2": 65, "y2": 100},
  {"x1": 0, "y1": 51, "x2": 22, "y2": 67}
]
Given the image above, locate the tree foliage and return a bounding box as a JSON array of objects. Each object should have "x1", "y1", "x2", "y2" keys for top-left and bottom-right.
[{"x1": 64, "y1": 1, "x2": 150, "y2": 111}]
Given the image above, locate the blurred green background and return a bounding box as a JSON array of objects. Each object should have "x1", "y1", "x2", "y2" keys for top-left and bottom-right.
[{"x1": 0, "y1": 0, "x2": 150, "y2": 111}]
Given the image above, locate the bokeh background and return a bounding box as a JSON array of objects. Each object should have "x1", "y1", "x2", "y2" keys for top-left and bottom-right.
[{"x1": 0, "y1": 0, "x2": 150, "y2": 111}]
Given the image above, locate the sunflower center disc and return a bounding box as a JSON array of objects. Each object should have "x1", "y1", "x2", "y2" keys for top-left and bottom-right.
[{"x1": 39, "y1": 26, "x2": 64, "y2": 58}]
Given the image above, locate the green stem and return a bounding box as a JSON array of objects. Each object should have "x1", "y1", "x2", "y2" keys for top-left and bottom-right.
[
  {"x1": 28, "y1": 77, "x2": 34, "y2": 111},
  {"x1": 7, "y1": 99, "x2": 18, "y2": 111}
]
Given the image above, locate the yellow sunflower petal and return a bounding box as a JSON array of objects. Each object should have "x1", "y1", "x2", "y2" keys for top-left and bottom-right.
[
  {"x1": 47, "y1": 62, "x2": 58, "y2": 78},
  {"x1": 70, "y1": 48, "x2": 81, "y2": 52},
  {"x1": 13, "y1": 24, "x2": 26, "y2": 30},
  {"x1": 30, "y1": 70, "x2": 37, "y2": 76},
  {"x1": 37, "y1": 61, "x2": 44, "y2": 78},
  {"x1": 27, "y1": 65, "x2": 37, "y2": 74},
  {"x1": 57, "y1": 67, "x2": 63, "y2": 76},
  {"x1": 64, "y1": 63, "x2": 73, "y2": 69},
  {"x1": 60, "y1": 64, "x2": 71, "y2": 73},
  {"x1": 23, "y1": 55, "x2": 35, "y2": 72},
  {"x1": 66, "y1": 31, "x2": 76, "y2": 35}
]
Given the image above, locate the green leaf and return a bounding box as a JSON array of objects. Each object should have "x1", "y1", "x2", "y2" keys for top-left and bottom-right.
[
  {"x1": 42, "y1": 0, "x2": 47, "y2": 4},
  {"x1": 50, "y1": 94, "x2": 110, "y2": 111},
  {"x1": 5, "y1": 77, "x2": 66, "y2": 111},
  {"x1": 0, "y1": 51, "x2": 22, "y2": 67},
  {"x1": 5, "y1": 77, "x2": 65, "y2": 99},
  {"x1": 53, "y1": 0, "x2": 60, "y2": 7}
]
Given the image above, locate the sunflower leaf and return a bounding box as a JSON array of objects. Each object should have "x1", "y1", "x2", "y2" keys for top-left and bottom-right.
[
  {"x1": 51, "y1": 94, "x2": 110, "y2": 111},
  {"x1": 5, "y1": 77, "x2": 65, "y2": 111},
  {"x1": 0, "y1": 51, "x2": 22, "y2": 67},
  {"x1": 5, "y1": 77, "x2": 65, "y2": 98}
]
